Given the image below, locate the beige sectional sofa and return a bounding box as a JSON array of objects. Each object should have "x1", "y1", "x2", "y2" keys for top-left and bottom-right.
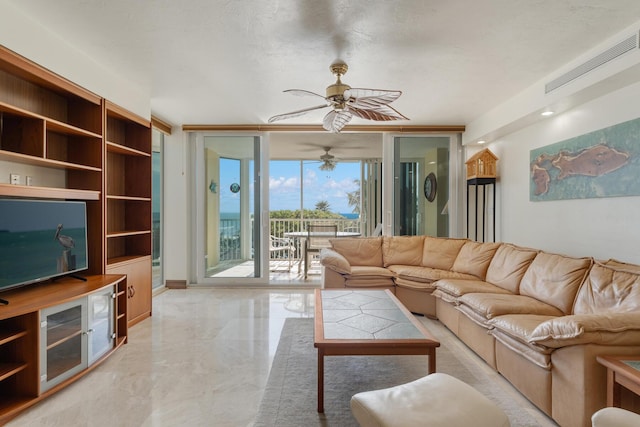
[{"x1": 319, "y1": 236, "x2": 640, "y2": 427}]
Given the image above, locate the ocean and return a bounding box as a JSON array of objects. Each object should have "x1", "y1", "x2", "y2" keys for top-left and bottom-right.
[
  {"x1": 220, "y1": 212, "x2": 357, "y2": 237},
  {"x1": 220, "y1": 212, "x2": 359, "y2": 219}
]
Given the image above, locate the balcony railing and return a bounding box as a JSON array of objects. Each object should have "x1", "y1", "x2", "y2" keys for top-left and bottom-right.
[{"x1": 218, "y1": 217, "x2": 361, "y2": 262}]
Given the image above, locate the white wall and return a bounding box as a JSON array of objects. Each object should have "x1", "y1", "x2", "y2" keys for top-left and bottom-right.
[
  {"x1": 162, "y1": 130, "x2": 189, "y2": 283},
  {"x1": 0, "y1": 1, "x2": 149, "y2": 119},
  {"x1": 484, "y1": 81, "x2": 640, "y2": 263}
]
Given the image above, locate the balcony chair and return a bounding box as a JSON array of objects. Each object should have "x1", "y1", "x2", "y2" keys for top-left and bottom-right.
[
  {"x1": 269, "y1": 235, "x2": 296, "y2": 271},
  {"x1": 304, "y1": 224, "x2": 337, "y2": 278}
]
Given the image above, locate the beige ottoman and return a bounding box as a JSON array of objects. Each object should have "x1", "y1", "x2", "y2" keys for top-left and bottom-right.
[
  {"x1": 350, "y1": 373, "x2": 510, "y2": 427},
  {"x1": 592, "y1": 407, "x2": 640, "y2": 427}
]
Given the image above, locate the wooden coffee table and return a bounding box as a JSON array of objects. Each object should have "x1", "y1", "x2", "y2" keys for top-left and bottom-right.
[
  {"x1": 314, "y1": 289, "x2": 440, "y2": 413},
  {"x1": 597, "y1": 355, "x2": 640, "y2": 407}
]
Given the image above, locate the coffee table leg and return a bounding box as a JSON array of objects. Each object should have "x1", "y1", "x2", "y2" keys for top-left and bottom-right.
[
  {"x1": 428, "y1": 350, "x2": 436, "y2": 373},
  {"x1": 317, "y1": 348, "x2": 324, "y2": 413}
]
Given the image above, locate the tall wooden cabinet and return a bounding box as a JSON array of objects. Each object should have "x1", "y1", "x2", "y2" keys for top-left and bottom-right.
[
  {"x1": 0, "y1": 45, "x2": 152, "y2": 422},
  {"x1": 104, "y1": 101, "x2": 152, "y2": 326}
]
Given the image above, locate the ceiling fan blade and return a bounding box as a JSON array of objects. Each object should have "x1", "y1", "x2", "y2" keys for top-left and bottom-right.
[
  {"x1": 344, "y1": 88, "x2": 402, "y2": 107},
  {"x1": 322, "y1": 110, "x2": 352, "y2": 133},
  {"x1": 268, "y1": 104, "x2": 330, "y2": 123},
  {"x1": 349, "y1": 105, "x2": 408, "y2": 121},
  {"x1": 284, "y1": 89, "x2": 329, "y2": 100}
]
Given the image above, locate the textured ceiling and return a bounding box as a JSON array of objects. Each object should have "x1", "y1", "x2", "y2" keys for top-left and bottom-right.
[{"x1": 6, "y1": 0, "x2": 640, "y2": 155}]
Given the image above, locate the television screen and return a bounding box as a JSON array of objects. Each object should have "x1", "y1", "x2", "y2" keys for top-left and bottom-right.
[{"x1": 0, "y1": 199, "x2": 88, "y2": 292}]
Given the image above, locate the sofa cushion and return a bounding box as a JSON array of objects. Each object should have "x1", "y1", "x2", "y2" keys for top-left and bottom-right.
[
  {"x1": 451, "y1": 241, "x2": 501, "y2": 280},
  {"x1": 604, "y1": 258, "x2": 640, "y2": 273},
  {"x1": 319, "y1": 248, "x2": 351, "y2": 274},
  {"x1": 387, "y1": 265, "x2": 477, "y2": 284},
  {"x1": 485, "y1": 244, "x2": 538, "y2": 294},
  {"x1": 382, "y1": 236, "x2": 425, "y2": 267},
  {"x1": 489, "y1": 314, "x2": 558, "y2": 342},
  {"x1": 527, "y1": 313, "x2": 640, "y2": 348},
  {"x1": 458, "y1": 293, "x2": 564, "y2": 320},
  {"x1": 573, "y1": 262, "x2": 640, "y2": 314},
  {"x1": 346, "y1": 265, "x2": 395, "y2": 279},
  {"x1": 435, "y1": 278, "x2": 512, "y2": 300},
  {"x1": 489, "y1": 314, "x2": 553, "y2": 370},
  {"x1": 345, "y1": 278, "x2": 395, "y2": 288},
  {"x1": 343, "y1": 266, "x2": 395, "y2": 288},
  {"x1": 494, "y1": 332, "x2": 553, "y2": 369},
  {"x1": 456, "y1": 304, "x2": 495, "y2": 328},
  {"x1": 489, "y1": 314, "x2": 556, "y2": 368},
  {"x1": 394, "y1": 277, "x2": 439, "y2": 292},
  {"x1": 421, "y1": 236, "x2": 468, "y2": 270},
  {"x1": 519, "y1": 252, "x2": 592, "y2": 315},
  {"x1": 330, "y1": 237, "x2": 383, "y2": 267}
]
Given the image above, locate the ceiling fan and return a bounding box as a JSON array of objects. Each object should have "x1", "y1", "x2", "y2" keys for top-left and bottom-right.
[
  {"x1": 268, "y1": 61, "x2": 408, "y2": 133},
  {"x1": 319, "y1": 147, "x2": 336, "y2": 171}
]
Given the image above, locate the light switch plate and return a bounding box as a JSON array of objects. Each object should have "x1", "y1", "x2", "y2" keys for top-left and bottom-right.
[{"x1": 10, "y1": 174, "x2": 19, "y2": 185}]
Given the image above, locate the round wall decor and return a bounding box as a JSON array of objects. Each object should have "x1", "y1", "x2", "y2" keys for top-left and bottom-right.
[
  {"x1": 424, "y1": 173, "x2": 437, "y2": 202},
  {"x1": 230, "y1": 183, "x2": 240, "y2": 193}
]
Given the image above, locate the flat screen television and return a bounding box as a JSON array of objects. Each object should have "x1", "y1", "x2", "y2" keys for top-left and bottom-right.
[{"x1": 0, "y1": 199, "x2": 88, "y2": 293}]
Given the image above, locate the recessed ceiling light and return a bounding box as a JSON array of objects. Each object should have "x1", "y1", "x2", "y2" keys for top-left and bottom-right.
[
  {"x1": 477, "y1": 140, "x2": 486, "y2": 144},
  {"x1": 541, "y1": 111, "x2": 554, "y2": 116}
]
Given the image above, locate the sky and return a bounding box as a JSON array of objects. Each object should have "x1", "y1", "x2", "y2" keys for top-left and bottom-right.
[{"x1": 219, "y1": 159, "x2": 360, "y2": 214}]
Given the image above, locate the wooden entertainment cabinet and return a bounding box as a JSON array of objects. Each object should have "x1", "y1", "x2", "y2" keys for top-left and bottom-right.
[
  {"x1": 0, "y1": 45, "x2": 152, "y2": 422},
  {"x1": 0, "y1": 275, "x2": 127, "y2": 423}
]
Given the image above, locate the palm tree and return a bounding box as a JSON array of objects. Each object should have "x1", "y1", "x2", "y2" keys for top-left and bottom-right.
[
  {"x1": 315, "y1": 200, "x2": 331, "y2": 212},
  {"x1": 346, "y1": 179, "x2": 360, "y2": 214}
]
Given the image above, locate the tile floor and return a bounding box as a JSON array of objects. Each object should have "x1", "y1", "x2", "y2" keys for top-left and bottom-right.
[
  {"x1": 7, "y1": 289, "x2": 314, "y2": 427},
  {"x1": 7, "y1": 288, "x2": 556, "y2": 427}
]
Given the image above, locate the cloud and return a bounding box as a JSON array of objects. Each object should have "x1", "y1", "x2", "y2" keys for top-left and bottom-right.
[
  {"x1": 269, "y1": 176, "x2": 298, "y2": 192},
  {"x1": 323, "y1": 177, "x2": 358, "y2": 191}
]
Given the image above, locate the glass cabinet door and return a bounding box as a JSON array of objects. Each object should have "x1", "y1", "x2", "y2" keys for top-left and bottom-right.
[
  {"x1": 40, "y1": 299, "x2": 88, "y2": 392},
  {"x1": 88, "y1": 286, "x2": 115, "y2": 364}
]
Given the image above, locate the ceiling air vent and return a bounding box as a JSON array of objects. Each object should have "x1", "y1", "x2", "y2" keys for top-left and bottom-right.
[{"x1": 545, "y1": 32, "x2": 639, "y2": 94}]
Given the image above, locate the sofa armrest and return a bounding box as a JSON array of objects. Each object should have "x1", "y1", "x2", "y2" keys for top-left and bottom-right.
[
  {"x1": 319, "y1": 248, "x2": 352, "y2": 274},
  {"x1": 528, "y1": 313, "x2": 640, "y2": 348}
]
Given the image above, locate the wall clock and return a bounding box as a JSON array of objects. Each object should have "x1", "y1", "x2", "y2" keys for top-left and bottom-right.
[{"x1": 424, "y1": 173, "x2": 437, "y2": 202}]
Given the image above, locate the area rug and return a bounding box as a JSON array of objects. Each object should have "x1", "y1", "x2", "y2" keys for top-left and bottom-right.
[{"x1": 253, "y1": 317, "x2": 549, "y2": 427}]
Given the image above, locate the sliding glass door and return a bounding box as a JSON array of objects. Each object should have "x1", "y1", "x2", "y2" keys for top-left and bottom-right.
[
  {"x1": 188, "y1": 131, "x2": 462, "y2": 285},
  {"x1": 193, "y1": 135, "x2": 264, "y2": 284}
]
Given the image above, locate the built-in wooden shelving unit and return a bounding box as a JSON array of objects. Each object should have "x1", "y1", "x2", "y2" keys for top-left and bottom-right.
[{"x1": 0, "y1": 45, "x2": 151, "y2": 422}]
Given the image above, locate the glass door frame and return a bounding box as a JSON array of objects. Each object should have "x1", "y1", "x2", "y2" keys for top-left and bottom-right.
[
  {"x1": 382, "y1": 133, "x2": 464, "y2": 238},
  {"x1": 190, "y1": 132, "x2": 269, "y2": 286},
  {"x1": 151, "y1": 129, "x2": 164, "y2": 292}
]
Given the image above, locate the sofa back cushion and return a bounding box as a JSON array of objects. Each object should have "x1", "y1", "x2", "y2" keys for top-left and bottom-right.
[
  {"x1": 330, "y1": 237, "x2": 383, "y2": 267},
  {"x1": 485, "y1": 243, "x2": 538, "y2": 293},
  {"x1": 605, "y1": 259, "x2": 640, "y2": 274},
  {"x1": 451, "y1": 241, "x2": 501, "y2": 280},
  {"x1": 382, "y1": 235, "x2": 426, "y2": 267},
  {"x1": 519, "y1": 252, "x2": 592, "y2": 315},
  {"x1": 421, "y1": 237, "x2": 468, "y2": 270},
  {"x1": 573, "y1": 262, "x2": 640, "y2": 314}
]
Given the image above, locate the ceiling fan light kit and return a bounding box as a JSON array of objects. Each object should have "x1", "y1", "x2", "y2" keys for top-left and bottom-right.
[
  {"x1": 268, "y1": 61, "x2": 408, "y2": 133},
  {"x1": 318, "y1": 146, "x2": 336, "y2": 171}
]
